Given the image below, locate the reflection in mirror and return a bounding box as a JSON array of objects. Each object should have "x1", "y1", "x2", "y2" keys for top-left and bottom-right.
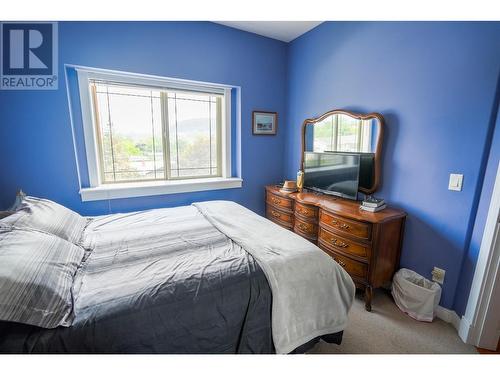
[{"x1": 305, "y1": 114, "x2": 380, "y2": 154}]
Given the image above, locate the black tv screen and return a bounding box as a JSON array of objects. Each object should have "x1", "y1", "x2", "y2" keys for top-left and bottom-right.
[
  {"x1": 304, "y1": 152, "x2": 360, "y2": 200},
  {"x1": 358, "y1": 153, "x2": 375, "y2": 190}
]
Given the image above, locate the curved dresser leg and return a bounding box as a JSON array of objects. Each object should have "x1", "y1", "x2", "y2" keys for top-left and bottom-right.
[{"x1": 364, "y1": 285, "x2": 373, "y2": 312}]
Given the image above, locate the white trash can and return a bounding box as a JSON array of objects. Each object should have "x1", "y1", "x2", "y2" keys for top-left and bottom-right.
[{"x1": 391, "y1": 268, "x2": 442, "y2": 322}]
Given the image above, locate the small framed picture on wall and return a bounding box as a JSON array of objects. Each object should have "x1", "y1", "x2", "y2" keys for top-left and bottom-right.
[{"x1": 252, "y1": 111, "x2": 277, "y2": 135}]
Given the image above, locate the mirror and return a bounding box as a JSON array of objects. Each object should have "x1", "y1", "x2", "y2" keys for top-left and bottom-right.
[{"x1": 301, "y1": 110, "x2": 384, "y2": 195}]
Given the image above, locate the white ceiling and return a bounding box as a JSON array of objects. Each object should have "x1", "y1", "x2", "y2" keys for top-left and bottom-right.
[{"x1": 214, "y1": 21, "x2": 322, "y2": 43}]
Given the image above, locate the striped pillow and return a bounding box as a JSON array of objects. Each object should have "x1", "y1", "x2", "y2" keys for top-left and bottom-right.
[
  {"x1": 0, "y1": 196, "x2": 88, "y2": 245},
  {"x1": 0, "y1": 211, "x2": 13, "y2": 219},
  {"x1": 0, "y1": 227, "x2": 84, "y2": 328}
]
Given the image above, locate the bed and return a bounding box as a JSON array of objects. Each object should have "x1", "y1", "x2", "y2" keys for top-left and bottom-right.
[{"x1": 0, "y1": 197, "x2": 355, "y2": 354}]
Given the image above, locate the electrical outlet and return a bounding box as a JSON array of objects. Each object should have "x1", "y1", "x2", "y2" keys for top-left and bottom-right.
[{"x1": 431, "y1": 267, "x2": 445, "y2": 284}]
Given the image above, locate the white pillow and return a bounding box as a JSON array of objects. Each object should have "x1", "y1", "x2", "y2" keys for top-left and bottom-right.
[
  {"x1": 0, "y1": 227, "x2": 84, "y2": 328},
  {"x1": 0, "y1": 196, "x2": 88, "y2": 245}
]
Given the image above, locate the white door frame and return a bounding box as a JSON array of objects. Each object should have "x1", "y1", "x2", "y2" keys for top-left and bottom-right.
[{"x1": 459, "y1": 161, "x2": 500, "y2": 349}]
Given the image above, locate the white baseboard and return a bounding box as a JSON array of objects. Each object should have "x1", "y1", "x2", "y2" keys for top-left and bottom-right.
[
  {"x1": 436, "y1": 305, "x2": 462, "y2": 332},
  {"x1": 458, "y1": 315, "x2": 473, "y2": 344},
  {"x1": 433, "y1": 306, "x2": 476, "y2": 346}
]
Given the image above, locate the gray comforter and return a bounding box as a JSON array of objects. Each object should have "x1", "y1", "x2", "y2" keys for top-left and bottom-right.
[{"x1": 0, "y1": 206, "x2": 273, "y2": 353}]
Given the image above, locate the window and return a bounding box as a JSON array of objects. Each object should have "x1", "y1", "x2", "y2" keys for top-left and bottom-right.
[
  {"x1": 91, "y1": 81, "x2": 222, "y2": 183},
  {"x1": 75, "y1": 67, "x2": 241, "y2": 201}
]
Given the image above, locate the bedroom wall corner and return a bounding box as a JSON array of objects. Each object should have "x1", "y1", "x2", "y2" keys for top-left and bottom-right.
[{"x1": 453, "y1": 78, "x2": 500, "y2": 316}]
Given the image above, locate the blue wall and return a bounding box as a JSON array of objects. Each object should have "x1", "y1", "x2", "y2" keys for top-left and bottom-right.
[
  {"x1": 285, "y1": 22, "x2": 500, "y2": 310},
  {"x1": 0, "y1": 22, "x2": 287, "y2": 216}
]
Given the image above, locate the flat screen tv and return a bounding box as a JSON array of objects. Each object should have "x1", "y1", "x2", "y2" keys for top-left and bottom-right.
[
  {"x1": 303, "y1": 152, "x2": 360, "y2": 200},
  {"x1": 323, "y1": 151, "x2": 375, "y2": 191}
]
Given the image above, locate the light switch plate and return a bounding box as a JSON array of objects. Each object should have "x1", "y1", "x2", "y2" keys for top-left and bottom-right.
[{"x1": 449, "y1": 173, "x2": 463, "y2": 191}]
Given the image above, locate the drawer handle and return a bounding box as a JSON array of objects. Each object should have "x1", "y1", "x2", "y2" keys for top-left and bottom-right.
[
  {"x1": 297, "y1": 207, "x2": 309, "y2": 215},
  {"x1": 331, "y1": 238, "x2": 349, "y2": 248},
  {"x1": 335, "y1": 258, "x2": 346, "y2": 268},
  {"x1": 271, "y1": 210, "x2": 281, "y2": 218},
  {"x1": 329, "y1": 218, "x2": 350, "y2": 231},
  {"x1": 271, "y1": 197, "x2": 281, "y2": 205},
  {"x1": 298, "y1": 223, "x2": 308, "y2": 231}
]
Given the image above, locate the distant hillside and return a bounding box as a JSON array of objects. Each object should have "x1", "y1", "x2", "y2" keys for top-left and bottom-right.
[
  {"x1": 176, "y1": 118, "x2": 213, "y2": 134},
  {"x1": 122, "y1": 117, "x2": 212, "y2": 138}
]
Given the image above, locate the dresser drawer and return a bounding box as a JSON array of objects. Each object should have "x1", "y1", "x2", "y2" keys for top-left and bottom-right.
[
  {"x1": 266, "y1": 192, "x2": 293, "y2": 211},
  {"x1": 318, "y1": 227, "x2": 370, "y2": 260},
  {"x1": 294, "y1": 216, "x2": 318, "y2": 238},
  {"x1": 295, "y1": 202, "x2": 318, "y2": 220},
  {"x1": 267, "y1": 207, "x2": 293, "y2": 225},
  {"x1": 320, "y1": 210, "x2": 371, "y2": 240},
  {"x1": 320, "y1": 245, "x2": 368, "y2": 281}
]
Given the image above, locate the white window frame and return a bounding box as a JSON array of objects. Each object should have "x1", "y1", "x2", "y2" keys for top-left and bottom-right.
[
  {"x1": 360, "y1": 119, "x2": 372, "y2": 152},
  {"x1": 75, "y1": 66, "x2": 241, "y2": 201}
]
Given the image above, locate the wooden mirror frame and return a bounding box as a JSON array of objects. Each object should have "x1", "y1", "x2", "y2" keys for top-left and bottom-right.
[{"x1": 300, "y1": 109, "x2": 385, "y2": 196}]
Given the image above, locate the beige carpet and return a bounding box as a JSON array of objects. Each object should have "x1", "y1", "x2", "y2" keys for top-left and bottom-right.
[{"x1": 308, "y1": 289, "x2": 478, "y2": 354}]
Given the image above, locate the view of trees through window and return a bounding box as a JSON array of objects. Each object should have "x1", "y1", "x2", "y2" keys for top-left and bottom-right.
[
  {"x1": 91, "y1": 81, "x2": 221, "y2": 183},
  {"x1": 313, "y1": 114, "x2": 372, "y2": 153}
]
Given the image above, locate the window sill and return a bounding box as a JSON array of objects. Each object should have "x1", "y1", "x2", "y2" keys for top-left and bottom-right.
[{"x1": 79, "y1": 177, "x2": 243, "y2": 202}]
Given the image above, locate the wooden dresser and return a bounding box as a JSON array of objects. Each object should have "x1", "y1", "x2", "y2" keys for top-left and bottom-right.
[{"x1": 265, "y1": 185, "x2": 406, "y2": 311}]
